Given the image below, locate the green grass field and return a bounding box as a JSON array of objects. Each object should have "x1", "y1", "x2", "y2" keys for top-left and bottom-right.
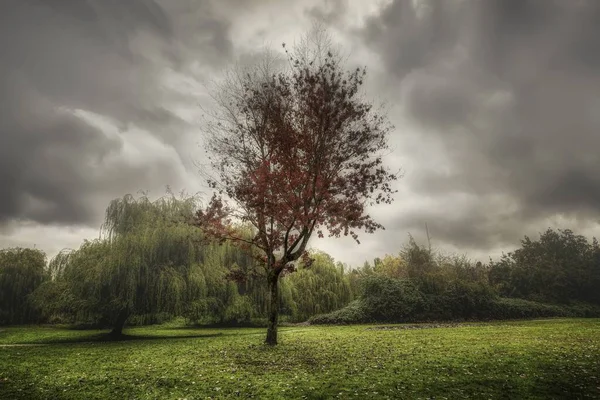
[{"x1": 1, "y1": 319, "x2": 599, "y2": 399}]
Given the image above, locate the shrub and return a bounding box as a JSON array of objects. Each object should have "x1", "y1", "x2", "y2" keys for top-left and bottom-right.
[
  {"x1": 489, "y1": 298, "x2": 571, "y2": 319},
  {"x1": 361, "y1": 276, "x2": 424, "y2": 322},
  {"x1": 443, "y1": 280, "x2": 497, "y2": 319},
  {"x1": 311, "y1": 276, "x2": 424, "y2": 324},
  {"x1": 309, "y1": 300, "x2": 367, "y2": 325},
  {"x1": 562, "y1": 302, "x2": 600, "y2": 318}
]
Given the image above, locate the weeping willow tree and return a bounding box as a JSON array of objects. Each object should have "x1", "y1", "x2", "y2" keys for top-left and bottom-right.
[
  {"x1": 183, "y1": 238, "x2": 255, "y2": 325},
  {"x1": 29, "y1": 193, "x2": 356, "y2": 330},
  {"x1": 286, "y1": 251, "x2": 353, "y2": 321},
  {"x1": 0, "y1": 247, "x2": 48, "y2": 325},
  {"x1": 39, "y1": 194, "x2": 209, "y2": 335},
  {"x1": 29, "y1": 250, "x2": 77, "y2": 324}
]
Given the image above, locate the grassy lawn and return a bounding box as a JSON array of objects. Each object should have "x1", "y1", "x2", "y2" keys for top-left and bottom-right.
[{"x1": 1, "y1": 319, "x2": 599, "y2": 399}]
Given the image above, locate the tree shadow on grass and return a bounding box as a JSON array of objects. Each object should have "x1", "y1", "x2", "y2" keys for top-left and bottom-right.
[
  {"x1": 159, "y1": 326, "x2": 281, "y2": 339},
  {"x1": 33, "y1": 332, "x2": 224, "y2": 345},
  {"x1": 160, "y1": 323, "x2": 267, "y2": 332}
]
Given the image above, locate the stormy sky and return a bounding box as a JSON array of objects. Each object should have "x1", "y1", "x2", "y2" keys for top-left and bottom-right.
[{"x1": 2, "y1": 0, "x2": 600, "y2": 265}]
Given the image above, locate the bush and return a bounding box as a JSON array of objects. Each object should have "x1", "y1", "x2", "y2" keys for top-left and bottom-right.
[
  {"x1": 309, "y1": 300, "x2": 367, "y2": 325},
  {"x1": 311, "y1": 276, "x2": 500, "y2": 324},
  {"x1": 561, "y1": 302, "x2": 600, "y2": 318},
  {"x1": 311, "y1": 276, "x2": 424, "y2": 325},
  {"x1": 417, "y1": 295, "x2": 454, "y2": 321},
  {"x1": 489, "y1": 298, "x2": 571, "y2": 319},
  {"x1": 361, "y1": 276, "x2": 424, "y2": 322},
  {"x1": 443, "y1": 280, "x2": 497, "y2": 319}
]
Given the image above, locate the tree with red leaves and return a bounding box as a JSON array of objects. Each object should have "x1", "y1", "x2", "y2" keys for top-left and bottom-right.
[{"x1": 195, "y1": 28, "x2": 398, "y2": 345}]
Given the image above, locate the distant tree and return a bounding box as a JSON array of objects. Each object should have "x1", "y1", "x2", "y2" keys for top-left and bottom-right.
[
  {"x1": 591, "y1": 238, "x2": 600, "y2": 304},
  {"x1": 195, "y1": 27, "x2": 397, "y2": 344},
  {"x1": 373, "y1": 254, "x2": 408, "y2": 279},
  {"x1": 0, "y1": 247, "x2": 47, "y2": 325},
  {"x1": 489, "y1": 229, "x2": 600, "y2": 304},
  {"x1": 38, "y1": 195, "x2": 208, "y2": 335},
  {"x1": 401, "y1": 236, "x2": 438, "y2": 292},
  {"x1": 488, "y1": 255, "x2": 514, "y2": 297}
]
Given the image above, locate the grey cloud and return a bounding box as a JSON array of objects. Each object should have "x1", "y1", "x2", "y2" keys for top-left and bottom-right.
[
  {"x1": 3, "y1": 0, "x2": 599, "y2": 265},
  {"x1": 360, "y1": 0, "x2": 600, "y2": 249},
  {"x1": 0, "y1": 0, "x2": 235, "y2": 227},
  {"x1": 305, "y1": 0, "x2": 348, "y2": 26},
  {"x1": 0, "y1": 73, "x2": 122, "y2": 224},
  {"x1": 391, "y1": 199, "x2": 524, "y2": 251}
]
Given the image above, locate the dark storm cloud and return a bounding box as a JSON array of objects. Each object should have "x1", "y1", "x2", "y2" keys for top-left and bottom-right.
[
  {"x1": 0, "y1": 73, "x2": 121, "y2": 224},
  {"x1": 360, "y1": 0, "x2": 600, "y2": 250},
  {"x1": 0, "y1": 0, "x2": 235, "y2": 226}
]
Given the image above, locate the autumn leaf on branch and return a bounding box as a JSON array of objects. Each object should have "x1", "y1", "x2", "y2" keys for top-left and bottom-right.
[{"x1": 193, "y1": 26, "x2": 398, "y2": 345}]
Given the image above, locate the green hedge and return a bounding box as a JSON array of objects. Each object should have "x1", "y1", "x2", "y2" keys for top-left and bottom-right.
[
  {"x1": 309, "y1": 300, "x2": 368, "y2": 325},
  {"x1": 309, "y1": 275, "x2": 600, "y2": 325},
  {"x1": 489, "y1": 298, "x2": 570, "y2": 319},
  {"x1": 361, "y1": 276, "x2": 424, "y2": 322}
]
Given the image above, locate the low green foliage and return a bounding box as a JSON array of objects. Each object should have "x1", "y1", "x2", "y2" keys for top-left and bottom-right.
[
  {"x1": 361, "y1": 276, "x2": 424, "y2": 322},
  {"x1": 491, "y1": 298, "x2": 600, "y2": 319},
  {"x1": 309, "y1": 300, "x2": 368, "y2": 325},
  {"x1": 312, "y1": 294, "x2": 600, "y2": 325},
  {"x1": 309, "y1": 277, "x2": 425, "y2": 325},
  {"x1": 311, "y1": 275, "x2": 499, "y2": 324},
  {"x1": 490, "y1": 298, "x2": 572, "y2": 319},
  {"x1": 1, "y1": 319, "x2": 599, "y2": 399}
]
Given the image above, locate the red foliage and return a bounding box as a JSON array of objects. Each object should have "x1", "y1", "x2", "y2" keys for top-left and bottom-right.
[{"x1": 195, "y1": 36, "x2": 397, "y2": 277}]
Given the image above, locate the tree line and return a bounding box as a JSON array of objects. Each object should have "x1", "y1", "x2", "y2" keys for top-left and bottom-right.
[
  {"x1": 0, "y1": 195, "x2": 352, "y2": 332},
  {"x1": 312, "y1": 230, "x2": 600, "y2": 324},
  {"x1": 2, "y1": 194, "x2": 599, "y2": 330}
]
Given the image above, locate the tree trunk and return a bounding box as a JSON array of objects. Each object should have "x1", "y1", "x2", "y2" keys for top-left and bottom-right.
[
  {"x1": 110, "y1": 308, "x2": 130, "y2": 336},
  {"x1": 265, "y1": 274, "x2": 280, "y2": 345}
]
